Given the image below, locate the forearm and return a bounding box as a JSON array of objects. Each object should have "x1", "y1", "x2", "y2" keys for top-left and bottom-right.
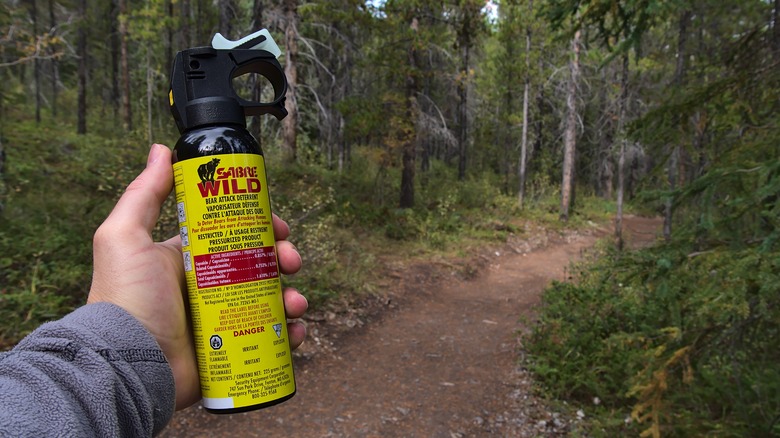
[{"x1": 0, "y1": 303, "x2": 175, "y2": 437}]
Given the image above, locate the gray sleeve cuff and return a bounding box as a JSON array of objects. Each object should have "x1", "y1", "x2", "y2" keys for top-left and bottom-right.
[{"x1": 2, "y1": 302, "x2": 176, "y2": 436}]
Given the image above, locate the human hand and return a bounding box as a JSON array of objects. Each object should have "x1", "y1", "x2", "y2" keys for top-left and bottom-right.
[{"x1": 87, "y1": 144, "x2": 307, "y2": 410}]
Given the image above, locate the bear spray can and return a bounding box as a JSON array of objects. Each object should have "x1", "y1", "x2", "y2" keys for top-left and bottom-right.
[{"x1": 168, "y1": 29, "x2": 295, "y2": 413}]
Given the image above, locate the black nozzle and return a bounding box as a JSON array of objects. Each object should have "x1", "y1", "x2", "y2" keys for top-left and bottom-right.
[{"x1": 169, "y1": 45, "x2": 287, "y2": 133}]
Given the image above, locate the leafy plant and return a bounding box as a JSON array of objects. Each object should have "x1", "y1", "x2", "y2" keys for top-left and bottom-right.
[{"x1": 527, "y1": 231, "x2": 780, "y2": 437}]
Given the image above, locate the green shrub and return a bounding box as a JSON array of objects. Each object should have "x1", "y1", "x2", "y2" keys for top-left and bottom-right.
[
  {"x1": 527, "y1": 242, "x2": 780, "y2": 437},
  {"x1": 0, "y1": 118, "x2": 152, "y2": 348}
]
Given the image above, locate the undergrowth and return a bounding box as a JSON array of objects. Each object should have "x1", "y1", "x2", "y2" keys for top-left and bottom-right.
[{"x1": 527, "y1": 159, "x2": 780, "y2": 437}]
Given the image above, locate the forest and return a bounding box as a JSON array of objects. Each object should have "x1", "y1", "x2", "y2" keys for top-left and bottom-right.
[{"x1": 1, "y1": 0, "x2": 779, "y2": 436}]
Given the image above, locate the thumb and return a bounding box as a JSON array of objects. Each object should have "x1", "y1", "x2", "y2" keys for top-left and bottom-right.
[{"x1": 104, "y1": 144, "x2": 173, "y2": 236}]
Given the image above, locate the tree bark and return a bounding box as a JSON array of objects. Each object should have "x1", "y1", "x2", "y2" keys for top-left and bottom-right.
[
  {"x1": 166, "y1": 0, "x2": 173, "y2": 65},
  {"x1": 518, "y1": 0, "x2": 532, "y2": 208},
  {"x1": 180, "y1": 0, "x2": 191, "y2": 48},
  {"x1": 282, "y1": 0, "x2": 299, "y2": 163},
  {"x1": 109, "y1": 0, "x2": 119, "y2": 118},
  {"x1": 664, "y1": 10, "x2": 690, "y2": 241},
  {"x1": 146, "y1": 48, "x2": 153, "y2": 145},
  {"x1": 456, "y1": 46, "x2": 469, "y2": 181},
  {"x1": 118, "y1": 0, "x2": 132, "y2": 131},
  {"x1": 30, "y1": 0, "x2": 41, "y2": 123},
  {"x1": 597, "y1": 68, "x2": 613, "y2": 199},
  {"x1": 559, "y1": 29, "x2": 580, "y2": 222},
  {"x1": 48, "y1": 0, "x2": 58, "y2": 119},
  {"x1": 218, "y1": 0, "x2": 237, "y2": 38},
  {"x1": 400, "y1": 16, "x2": 419, "y2": 209},
  {"x1": 456, "y1": 1, "x2": 480, "y2": 181},
  {"x1": 773, "y1": 0, "x2": 780, "y2": 60},
  {"x1": 248, "y1": 0, "x2": 264, "y2": 143},
  {"x1": 77, "y1": 0, "x2": 87, "y2": 134},
  {"x1": 615, "y1": 52, "x2": 629, "y2": 250},
  {"x1": 338, "y1": 43, "x2": 353, "y2": 173}
]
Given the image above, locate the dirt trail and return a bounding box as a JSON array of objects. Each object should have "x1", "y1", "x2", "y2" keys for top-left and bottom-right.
[{"x1": 160, "y1": 216, "x2": 661, "y2": 437}]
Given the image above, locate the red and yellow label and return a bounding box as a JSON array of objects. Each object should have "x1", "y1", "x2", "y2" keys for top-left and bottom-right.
[{"x1": 173, "y1": 153, "x2": 295, "y2": 410}]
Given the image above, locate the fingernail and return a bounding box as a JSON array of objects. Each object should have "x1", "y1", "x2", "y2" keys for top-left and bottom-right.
[{"x1": 147, "y1": 144, "x2": 164, "y2": 166}]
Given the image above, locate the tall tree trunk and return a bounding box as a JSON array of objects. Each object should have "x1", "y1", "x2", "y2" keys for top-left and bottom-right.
[
  {"x1": 218, "y1": 0, "x2": 237, "y2": 38},
  {"x1": 559, "y1": 29, "x2": 580, "y2": 222},
  {"x1": 195, "y1": 0, "x2": 204, "y2": 43},
  {"x1": 180, "y1": 0, "x2": 191, "y2": 48},
  {"x1": 338, "y1": 45, "x2": 353, "y2": 173},
  {"x1": 518, "y1": 0, "x2": 532, "y2": 208},
  {"x1": 456, "y1": 44, "x2": 469, "y2": 181},
  {"x1": 502, "y1": 91, "x2": 512, "y2": 194},
  {"x1": 119, "y1": 0, "x2": 132, "y2": 131},
  {"x1": 166, "y1": 0, "x2": 173, "y2": 64},
  {"x1": 30, "y1": 0, "x2": 41, "y2": 123},
  {"x1": 773, "y1": 0, "x2": 780, "y2": 60},
  {"x1": 48, "y1": 0, "x2": 58, "y2": 119},
  {"x1": 109, "y1": 0, "x2": 119, "y2": 119},
  {"x1": 77, "y1": 0, "x2": 87, "y2": 134},
  {"x1": 456, "y1": 1, "x2": 479, "y2": 181},
  {"x1": 533, "y1": 45, "x2": 545, "y2": 173},
  {"x1": 615, "y1": 52, "x2": 629, "y2": 250},
  {"x1": 400, "y1": 16, "x2": 419, "y2": 209},
  {"x1": 146, "y1": 48, "x2": 153, "y2": 145},
  {"x1": 248, "y1": 0, "x2": 264, "y2": 143},
  {"x1": 282, "y1": 0, "x2": 299, "y2": 163},
  {"x1": 597, "y1": 68, "x2": 613, "y2": 199},
  {"x1": 664, "y1": 10, "x2": 690, "y2": 241},
  {"x1": 500, "y1": 9, "x2": 514, "y2": 195}
]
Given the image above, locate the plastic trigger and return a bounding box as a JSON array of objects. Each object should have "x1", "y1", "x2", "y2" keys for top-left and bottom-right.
[{"x1": 211, "y1": 29, "x2": 283, "y2": 59}]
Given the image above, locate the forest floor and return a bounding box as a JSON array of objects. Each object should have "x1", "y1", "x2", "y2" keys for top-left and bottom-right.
[{"x1": 159, "y1": 215, "x2": 661, "y2": 437}]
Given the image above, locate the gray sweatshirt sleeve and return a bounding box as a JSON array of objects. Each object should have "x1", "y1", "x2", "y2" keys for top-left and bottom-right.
[{"x1": 0, "y1": 302, "x2": 176, "y2": 437}]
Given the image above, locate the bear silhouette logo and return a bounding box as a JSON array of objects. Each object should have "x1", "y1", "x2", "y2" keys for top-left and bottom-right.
[{"x1": 198, "y1": 158, "x2": 220, "y2": 183}]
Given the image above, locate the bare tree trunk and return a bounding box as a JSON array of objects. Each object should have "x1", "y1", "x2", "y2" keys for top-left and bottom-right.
[
  {"x1": 146, "y1": 48, "x2": 153, "y2": 145},
  {"x1": 400, "y1": 16, "x2": 419, "y2": 209},
  {"x1": 218, "y1": 0, "x2": 237, "y2": 38},
  {"x1": 518, "y1": 0, "x2": 532, "y2": 208},
  {"x1": 180, "y1": 0, "x2": 191, "y2": 48},
  {"x1": 615, "y1": 52, "x2": 629, "y2": 250},
  {"x1": 30, "y1": 0, "x2": 42, "y2": 123},
  {"x1": 456, "y1": 43, "x2": 469, "y2": 181},
  {"x1": 166, "y1": 0, "x2": 173, "y2": 64},
  {"x1": 559, "y1": 29, "x2": 581, "y2": 222},
  {"x1": 533, "y1": 43, "x2": 545, "y2": 169},
  {"x1": 195, "y1": 0, "x2": 204, "y2": 43},
  {"x1": 109, "y1": 0, "x2": 119, "y2": 119},
  {"x1": 282, "y1": 0, "x2": 299, "y2": 163},
  {"x1": 502, "y1": 94, "x2": 511, "y2": 194},
  {"x1": 338, "y1": 45, "x2": 353, "y2": 173},
  {"x1": 773, "y1": 0, "x2": 780, "y2": 60},
  {"x1": 501, "y1": 25, "x2": 514, "y2": 195},
  {"x1": 248, "y1": 0, "x2": 264, "y2": 143},
  {"x1": 49, "y1": 0, "x2": 58, "y2": 119},
  {"x1": 338, "y1": 116, "x2": 346, "y2": 172},
  {"x1": 77, "y1": 0, "x2": 87, "y2": 134},
  {"x1": 599, "y1": 68, "x2": 613, "y2": 199},
  {"x1": 119, "y1": 0, "x2": 132, "y2": 131},
  {"x1": 664, "y1": 10, "x2": 690, "y2": 241}
]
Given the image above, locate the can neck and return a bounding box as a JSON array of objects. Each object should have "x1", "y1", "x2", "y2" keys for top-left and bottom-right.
[{"x1": 184, "y1": 97, "x2": 246, "y2": 131}]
